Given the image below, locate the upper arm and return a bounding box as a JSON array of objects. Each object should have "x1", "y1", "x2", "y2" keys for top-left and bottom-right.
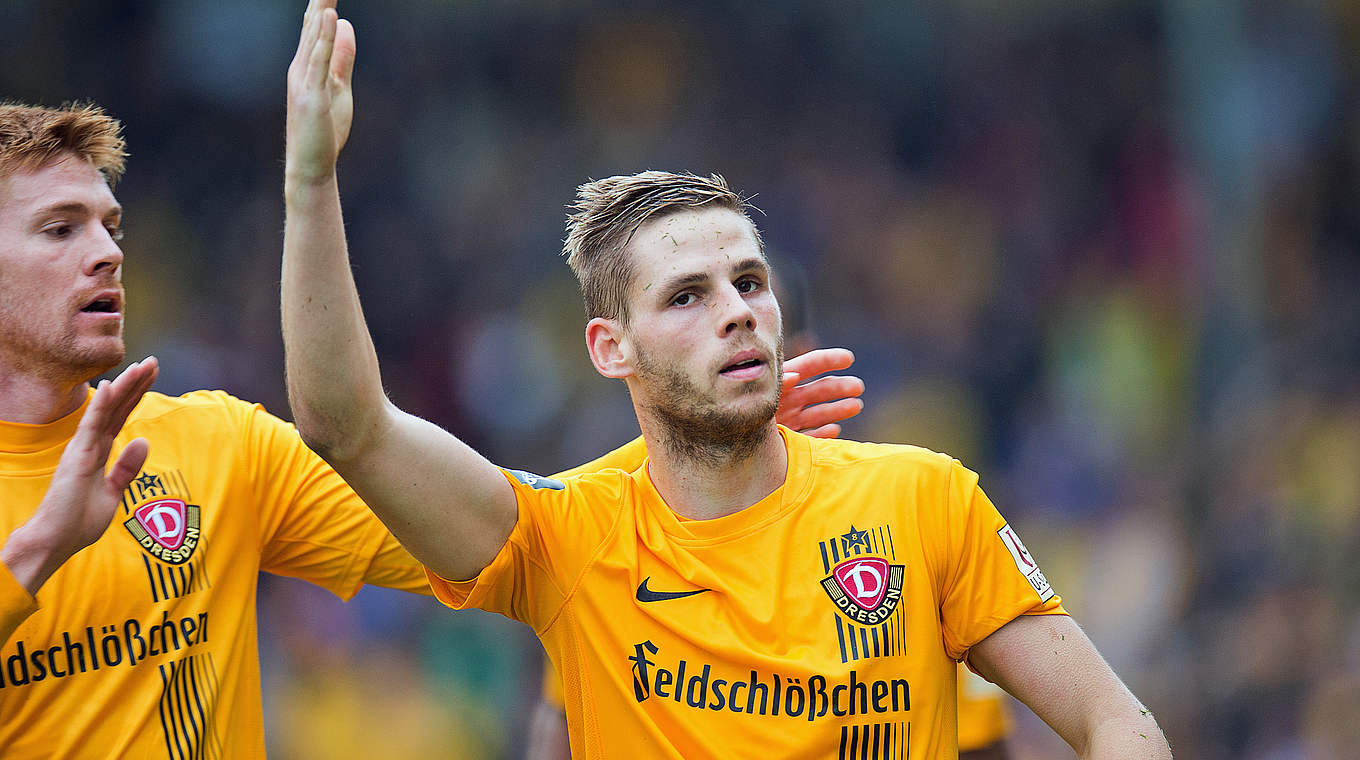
[
  {"x1": 968, "y1": 614, "x2": 1164, "y2": 757},
  {"x1": 323, "y1": 401, "x2": 518, "y2": 582}
]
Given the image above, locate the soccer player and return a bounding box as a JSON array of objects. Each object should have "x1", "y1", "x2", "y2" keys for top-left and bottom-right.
[
  {"x1": 0, "y1": 99, "x2": 863, "y2": 757},
  {"x1": 283, "y1": 2, "x2": 1172, "y2": 757}
]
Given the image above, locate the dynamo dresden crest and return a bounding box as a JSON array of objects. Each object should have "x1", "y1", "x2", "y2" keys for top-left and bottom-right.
[
  {"x1": 123, "y1": 498, "x2": 201, "y2": 564},
  {"x1": 822, "y1": 556, "x2": 904, "y2": 625}
]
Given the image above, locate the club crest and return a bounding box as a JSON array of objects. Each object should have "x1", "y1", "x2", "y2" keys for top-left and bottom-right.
[
  {"x1": 124, "y1": 498, "x2": 201, "y2": 564},
  {"x1": 822, "y1": 555, "x2": 904, "y2": 626}
]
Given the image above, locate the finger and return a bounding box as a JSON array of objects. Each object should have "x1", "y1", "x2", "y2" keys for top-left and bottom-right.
[
  {"x1": 106, "y1": 438, "x2": 150, "y2": 492},
  {"x1": 67, "y1": 379, "x2": 117, "y2": 470},
  {"x1": 106, "y1": 357, "x2": 158, "y2": 436},
  {"x1": 292, "y1": 0, "x2": 325, "y2": 70},
  {"x1": 782, "y1": 348, "x2": 855, "y2": 380},
  {"x1": 306, "y1": 8, "x2": 339, "y2": 89},
  {"x1": 782, "y1": 375, "x2": 865, "y2": 409},
  {"x1": 92, "y1": 359, "x2": 143, "y2": 438},
  {"x1": 331, "y1": 18, "x2": 356, "y2": 85},
  {"x1": 788, "y1": 397, "x2": 864, "y2": 430},
  {"x1": 797, "y1": 423, "x2": 842, "y2": 440}
]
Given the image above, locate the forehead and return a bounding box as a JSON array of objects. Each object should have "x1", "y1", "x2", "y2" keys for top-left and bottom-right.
[
  {"x1": 627, "y1": 206, "x2": 763, "y2": 271},
  {"x1": 0, "y1": 154, "x2": 118, "y2": 218}
]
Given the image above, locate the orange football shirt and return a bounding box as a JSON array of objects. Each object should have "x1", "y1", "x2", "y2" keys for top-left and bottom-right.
[
  {"x1": 1, "y1": 390, "x2": 428, "y2": 758},
  {"x1": 431, "y1": 427, "x2": 1063, "y2": 758}
]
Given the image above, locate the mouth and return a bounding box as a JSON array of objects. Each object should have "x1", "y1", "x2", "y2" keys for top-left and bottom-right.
[
  {"x1": 719, "y1": 351, "x2": 767, "y2": 379},
  {"x1": 80, "y1": 292, "x2": 122, "y2": 315}
]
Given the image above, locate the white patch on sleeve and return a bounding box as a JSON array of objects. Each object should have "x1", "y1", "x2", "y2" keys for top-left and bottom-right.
[{"x1": 997, "y1": 523, "x2": 1054, "y2": 602}]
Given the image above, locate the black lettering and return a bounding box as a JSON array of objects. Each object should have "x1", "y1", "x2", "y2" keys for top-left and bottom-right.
[
  {"x1": 848, "y1": 670, "x2": 867, "y2": 715},
  {"x1": 872, "y1": 680, "x2": 888, "y2": 712},
  {"x1": 29, "y1": 646, "x2": 47, "y2": 682},
  {"x1": 62, "y1": 631, "x2": 88, "y2": 674},
  {"x1": 179, "y1": 616, "x2": 197, "y2": 646},
  {"x1": 46, "y1": 646, "x2": 66, "y2": 678},
  {"x1": 832, "y1": 684, "x2": 847, "y2": 716},
  {"x1": 745, "y1": 671, "x2": 768, "y2": 715},
  {"x1": 197, "y1": 613, "x2": 208, "y2": 642},
  {"x1": 6, "y1": 642, "x2": 30, "y2": 686},
  {"x1": 654, "y1": 667, "x2": 673, "y2": 699},
  {"x1": 100, "y1": 626, "x2": 123, "y2": 666},
  {"x1": 686, "y1": 663, "x2": 710, "y2": 708},
  {"x1": 629, "y1": 640, "x2": 658, "y2": 702},
  {"x1": 154, "y1": 612, "x2": 180, "y2": 653},
  {"x1": 85, "y1": 627, "x2": 100, "y2": 670},
  {"x1": 784, "y1": 677, "x2": 806, "y2": 718},
  {"x1": 124, "y1": 619, "x2": 146, "y2": 666},
  {"x1": 673, "y1": 659, "x2": 686, "y2": 703},
  {"x1": 808, "y1": 675, "x2": 828, "y2": 722},
  {"x1": 708, "y1": 679, "x2": 727, "y2": 711},
  {"x1": 772, "y1": 673, "x2": 782, "y2": 716},
  {"x1": 730, "y1": 679, "x2": 746, "y2": 713},
  {"x1": 892, "y1": 679, "x2": 910, "y2": 711}
]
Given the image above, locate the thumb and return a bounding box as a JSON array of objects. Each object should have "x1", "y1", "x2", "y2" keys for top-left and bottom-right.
[{"x1": 107, "y1": 438, "x2": 150, "y2": 493}]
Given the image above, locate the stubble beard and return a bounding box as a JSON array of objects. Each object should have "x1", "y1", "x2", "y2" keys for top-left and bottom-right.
[
  {"x1": 634, "y1": 340, "x2": 784, "y2": 468},
  {"x1": 0, "y1": 315, "x2": 125, "y2": 385}
]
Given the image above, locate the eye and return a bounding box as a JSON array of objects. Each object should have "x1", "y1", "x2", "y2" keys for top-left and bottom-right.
[
  {"x1": 735, "y1": 276, "x2": 761, "y2": 294},
  {"x1": 670, "y1": 292, "x2": 696, "y2": 307},
  {"x1": 44, "y1": 224, "x2": 73, "y2": 239},
  {"x1": 106, "y1": 224, "x2": 124, "y2": 242}
]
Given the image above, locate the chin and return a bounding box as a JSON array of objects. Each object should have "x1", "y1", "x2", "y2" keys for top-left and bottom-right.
[{"x1": 71, "y1": 341, "x2": 126, "y2": 380}]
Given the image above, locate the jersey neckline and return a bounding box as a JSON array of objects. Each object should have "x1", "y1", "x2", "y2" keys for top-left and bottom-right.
[{"x1": 634, "y1": 425, "x2": 816, "y2": 544}]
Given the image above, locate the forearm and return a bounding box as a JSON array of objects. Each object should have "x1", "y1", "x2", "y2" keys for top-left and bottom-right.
[
  {"x1": 281, "y1": 172, "x2": 389, "y2": 461},
  {"x1": 1080, "y1": 712, "x2": 1171, "y2": 760}
]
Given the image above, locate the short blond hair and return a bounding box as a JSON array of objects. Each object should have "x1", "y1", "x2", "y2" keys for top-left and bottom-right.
[
  {"x1": 563, "y1": 171, "x2": 762, "y2": 323},
  {"x1": 0, "y1": 101, "x2": 127, "y2": 184}
]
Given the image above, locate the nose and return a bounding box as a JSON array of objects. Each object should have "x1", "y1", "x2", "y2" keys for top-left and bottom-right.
[
  {"x1": 716, "y1": 284, "x2": 757, "y2": 336},
  {"x1": 84, "y1": 226, "x2": 124, "y2": 276}
]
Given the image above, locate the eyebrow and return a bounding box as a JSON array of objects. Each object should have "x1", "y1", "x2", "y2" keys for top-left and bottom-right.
[
  {"x1": 655, "y1": 257, "x2": 768, "y2": 296},
  {"x1": 31, "y1": 201, "x2": 123, "y2": 220}
]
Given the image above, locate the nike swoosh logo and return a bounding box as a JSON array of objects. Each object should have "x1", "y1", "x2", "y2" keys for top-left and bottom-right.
[{"x1": 636, "y1": 577, "x2": 711, "y2": 603}]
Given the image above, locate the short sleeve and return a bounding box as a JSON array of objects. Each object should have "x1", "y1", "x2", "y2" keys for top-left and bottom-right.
[
  {"x1": 937, "y1": 460, "x2": 1066, "y2": 660},
  {"x1": 427, "y1": 467, "x2": 625, "y2": 633},
  {"x1": 234, "y1": 398, "x2": 413, "y2": 600}
]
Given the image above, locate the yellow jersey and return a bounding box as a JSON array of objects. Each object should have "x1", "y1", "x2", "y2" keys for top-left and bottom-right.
[
  {"x1": 431, "y1": 427, "x2": 1063, "y2": 758},
  {"x1": 1, "y1": 389, "x2": 428, "y2": 758}
]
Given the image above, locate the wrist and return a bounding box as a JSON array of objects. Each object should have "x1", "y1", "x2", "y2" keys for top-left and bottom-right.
[{"x1": 0, "y1": 522, "x2": 70, "y2": 597}]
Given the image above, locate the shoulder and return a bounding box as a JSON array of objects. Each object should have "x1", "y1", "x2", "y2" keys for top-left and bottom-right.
[
  {"x1": 806, "y1": 435, "x2": 959, "y2": 475},
  {"x1": 126, "y1": 389, "x2": 289, "y2": 434}
]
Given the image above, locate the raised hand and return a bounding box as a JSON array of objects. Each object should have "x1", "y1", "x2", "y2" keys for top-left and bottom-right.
[
  {"x1": 776, "y1": 348, "x2": 865, "y2": 438},
  {"x1": 1, "y1": 358, "x2": 159, "y2": 596},
  {"x1": 286, "y1": 0, "x2": 356, "y2": 185}
]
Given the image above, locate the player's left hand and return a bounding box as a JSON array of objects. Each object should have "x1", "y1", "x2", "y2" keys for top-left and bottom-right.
[
  {"x1": 286, "y1": 0, "x2": 356, "y2": 185},
  {"x1": 776, "y1": 348, "x2": 865, "y2": 439}
]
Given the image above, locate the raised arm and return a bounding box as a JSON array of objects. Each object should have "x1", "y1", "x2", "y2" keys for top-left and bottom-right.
[
  {"x1": 969, "y1": 614, "x2": 1172, "y2": 759},
  {"x1": 282, "y1": 0, "x2": 515, "y2": 581}
]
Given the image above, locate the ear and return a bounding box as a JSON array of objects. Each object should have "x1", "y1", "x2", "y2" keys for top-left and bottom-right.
[{"x1": 586, "y1": 317, "x2": 632, "y2": 379}]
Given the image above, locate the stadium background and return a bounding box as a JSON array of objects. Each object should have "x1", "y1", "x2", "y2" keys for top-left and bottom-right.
[{"x1": 4, "y1": 1, "x2": 1359, "y2": 757}]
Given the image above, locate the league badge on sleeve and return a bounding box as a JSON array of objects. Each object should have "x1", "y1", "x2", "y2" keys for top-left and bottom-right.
[{"x1": 997, "y1": 523, "x2": 1054, "y2": 602}]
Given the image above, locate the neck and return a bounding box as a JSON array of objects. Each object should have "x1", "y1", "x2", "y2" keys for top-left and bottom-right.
[
  {"x1": 0, "y1": 365, "x2": 90, "y2": 424},
  {"x1": 639, "y1": 418, "x2": 789, "y2": 521}
]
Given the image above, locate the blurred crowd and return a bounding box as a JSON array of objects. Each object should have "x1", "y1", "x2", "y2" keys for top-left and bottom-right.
[{"x1": 4, "y1": 1, "x2": 1358, "y2": 757}]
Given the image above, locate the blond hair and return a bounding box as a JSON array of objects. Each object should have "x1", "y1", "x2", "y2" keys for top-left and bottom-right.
[
  {"x1": 0, "y1": 101, "x2": 127, "y2": 184},
  {"x1": 563, "y1": 171, "x2": 762, "y2": 323}
]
